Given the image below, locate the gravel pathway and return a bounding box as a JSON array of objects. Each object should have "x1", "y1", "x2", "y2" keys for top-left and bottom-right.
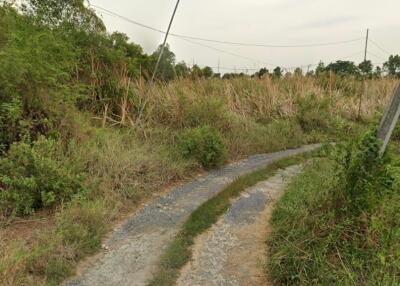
[
  {"x1": 65, "y1": 145, "x2": 319, "y2": 286},
  {"x1": 177, "y1": 165, "x2": 302, "y2": 286}
]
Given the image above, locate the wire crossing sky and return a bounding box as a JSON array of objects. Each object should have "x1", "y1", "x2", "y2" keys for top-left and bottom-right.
[{"x1": 90, "y1": 0, "x2": 400, "y2": 72}]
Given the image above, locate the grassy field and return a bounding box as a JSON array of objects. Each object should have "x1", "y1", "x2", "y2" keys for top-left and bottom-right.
[{"x1": 0, "y1": 77, "x2": 397, "y2": 285}]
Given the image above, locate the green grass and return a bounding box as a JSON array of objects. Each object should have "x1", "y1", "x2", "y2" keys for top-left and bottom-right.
[
  {"x1": 148, "y1": 151, "x2": 319, "y2": 286},
  {"x1": 268, "y1": 154, "x2": 400, "y2": 285}
]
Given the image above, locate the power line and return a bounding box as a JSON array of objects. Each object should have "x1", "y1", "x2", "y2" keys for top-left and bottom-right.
[
  {"x1": 368, "y1": 50, "x2": 387, "y2": 62},
  {"x1": 91, "y1": 4, "x2": 165, "y2": 34},
  {"x1": 90, "y1": 3, "x2": 381, "y2": 74},
  {"x1": 179, "y1": 37, "x2": 279, "y2": 68},
  {"x1": 91, "y1": 3, "x2": 365, "y2": 71},
  {"x1": 368, "y1": 46, "x2": 390, "y2": 60},
  {"x1": 369, "y1": 38, "x2": 393, "y2": 56},
  {"x1": 90, "y1": 3, "x2": 364, "y2": 49},
  {"x1": 92, "y1": 4, "x2": 282, "y2": 69},
  {"x1": 173, "y1": 35, "x2": 363, "y2": 49}
]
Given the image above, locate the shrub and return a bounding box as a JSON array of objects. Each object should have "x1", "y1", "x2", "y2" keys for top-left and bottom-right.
[
  {"x1": 335, "y1": 129, "x2": 396, "y2": 214},
  {"x1": 178, "y1": 126, "x2": 226, "y2": 169},
  {"x1": 391, "y1": 121, "x2": 400, "y2": 141},
  {"x1": 0, "y1": 137, "x2": 85, "y2": 216}
]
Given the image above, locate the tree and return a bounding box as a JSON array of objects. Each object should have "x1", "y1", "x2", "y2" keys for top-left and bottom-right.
[
  {"x1": 373, "y1": 66, "x2": 382, "y2": 79},
  {"x1": 110, "y1": 32, "x2": 144, "y2": 78},
  {"x1": 175, "y1": 61, "x2": 190, "y2": 78},
  {"x1": 294, "y1": 67, "x2": 303, "y2": 77},
  {"x1": 202, "y1": 66, "x2": 213, "y2": 79},
  {"x1": 358, "y1": 60, "x2": 373, "y2": 78},
  {"x1": 272, "y1": 66, "x2": 282, "y2": 78},
  {"x1": 151, "y1": 44, "x2": 176, "y2": 81},
  {"x1": 213, "y1": 73, "x2": 221, "y2": 79},
  {"x1": 325, "y1": 61, "x2": 359, "y2": 76},
  {"x1": 383, "y1": 55, "x2": 400, "y2": 77},
  {"x1": 22, "y1": 0, "x2": 105, "y2": 32},
  {"x1": 315, "y1": 61, "x2": 326, "y2": 76},
  {"x1": 257, "y1": 67, "x2": 269, "y2": 78},
  {"x1": 191, "y1": 64, "x2": 203, "y2": 79}
]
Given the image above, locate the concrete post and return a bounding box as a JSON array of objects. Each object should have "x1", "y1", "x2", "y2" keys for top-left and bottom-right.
[{"x1": 377, "y1": 85, "x2": 400, "y2": 156}]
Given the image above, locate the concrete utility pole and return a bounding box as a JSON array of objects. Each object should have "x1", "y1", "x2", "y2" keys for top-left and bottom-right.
[
  {"x1": 364, "y1": 29, "x2": 369, "y2": 62},
  {"x1": 378, "y1": 85, "x2": 400, "y2": 157},
  {"x1": 358, "y1": 28, "x2": 369, "y2": 119},
  {"x1": 151, "y1": 0, "x2": 181, "y2": 83}
]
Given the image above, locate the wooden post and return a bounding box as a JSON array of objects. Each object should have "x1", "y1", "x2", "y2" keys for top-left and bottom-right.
[{"x1": 377, "y1": 85, "x2": 400, "y2": 156}]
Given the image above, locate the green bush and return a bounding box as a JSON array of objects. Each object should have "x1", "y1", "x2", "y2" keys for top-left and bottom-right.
[
  {"x1": 335, "y1": 130, "x2": 395, "y2": 214},
  {"x1": 391, "y1": 122, "x2": 400, "y2": 141},
  {"x1": 178, "y1": 126, "x2": 226, "y2": 169},
  {"x1": 0, "y1": 137, "x2": 85, "y2": 216}
]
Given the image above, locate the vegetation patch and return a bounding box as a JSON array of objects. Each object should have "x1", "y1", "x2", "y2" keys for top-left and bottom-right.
[
  {"x1": 268, "y1": 130, "x2": 400, "y2": 285},
  {"x1": 178, "y1": 125, "x2": 227, "y2": 169},
  {"x1": 148, "y1": 151, "x2": 318, "y2": 286},
  {"x1": 0, "y1": 137, "x2": 85, "y2": 217}
]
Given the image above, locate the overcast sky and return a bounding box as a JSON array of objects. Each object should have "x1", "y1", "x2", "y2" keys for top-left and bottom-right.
[{"x1": 90, "y1": 0, "x2": 400, "y2": 73}]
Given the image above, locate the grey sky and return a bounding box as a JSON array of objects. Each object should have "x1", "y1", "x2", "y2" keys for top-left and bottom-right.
[{"x1": 91, "y1": 0, "x2": 400, "y2": 72}]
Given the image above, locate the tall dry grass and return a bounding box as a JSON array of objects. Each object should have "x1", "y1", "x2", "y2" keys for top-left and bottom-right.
[{"x1": 138, "y1": 76, "x2": 396, "y2": 126}]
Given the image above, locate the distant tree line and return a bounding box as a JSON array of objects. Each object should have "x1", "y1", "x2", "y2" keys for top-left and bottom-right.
[{"x1": 251, "y1": 57, "x2": 400, "y2": 79}]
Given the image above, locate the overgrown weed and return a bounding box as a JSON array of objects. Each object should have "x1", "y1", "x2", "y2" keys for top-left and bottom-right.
[{"x1": 268, "y1": 129, "x2": 400, "y2": 285}]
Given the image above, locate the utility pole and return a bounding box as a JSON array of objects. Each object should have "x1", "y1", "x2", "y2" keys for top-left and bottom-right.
[
  {"x1": 218, "y1": 58, "x2": 220, "y2": 74},
  {"x1": 364, "y1": 29, "x2": 369, "y2": 63},
  {"x1": 358, "y1": 28, "x2": 369, "y2": 119},
  {"x1": 137, "y1": 0, "x2": 180, "y2": 127},
  {"x1": 151, "y1": 0, "x2": 181, "y2": 83}
]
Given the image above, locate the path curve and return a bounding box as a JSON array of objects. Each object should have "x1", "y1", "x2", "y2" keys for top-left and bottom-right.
[
  {"x1": 177, "y1": 165, "x2": 302, "y2": 286},
  {"x1": 65, "y1": 145, "x2": 319, "y2": 286}
]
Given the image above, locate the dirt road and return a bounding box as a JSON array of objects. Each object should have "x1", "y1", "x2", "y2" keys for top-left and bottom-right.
[{"x1": 65, "y1": 145, "x2": 319, "y2": 286}]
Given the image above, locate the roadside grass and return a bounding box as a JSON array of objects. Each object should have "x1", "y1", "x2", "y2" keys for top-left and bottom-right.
[
  {"x1": 148, "y1": 149, "x2": 321, "y2": 286},
  {"x1": 268, "y1": 146, "x2": 400, "y2": 285},
  {"x1": 0, "y1": 76, "x2": 386, "y2": 285}
]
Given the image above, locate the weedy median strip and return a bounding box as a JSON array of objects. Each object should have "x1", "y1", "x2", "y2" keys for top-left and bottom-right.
[{"x1": 148, "y1": 150, "x2": 319, "y2": 286}]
